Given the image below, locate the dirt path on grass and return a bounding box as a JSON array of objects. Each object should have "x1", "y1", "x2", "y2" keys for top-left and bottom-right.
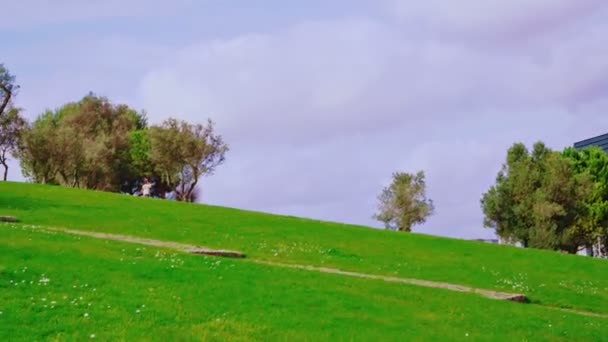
[
  {"x1": 30, "y1": 226, "x2": 608, "y2": 318},
  {"x1": 38, "y1": 226, "x2": 526, "y2": 302},
  {"x1": 47, "y1": 226, "x2": 246, "y2": 258}
]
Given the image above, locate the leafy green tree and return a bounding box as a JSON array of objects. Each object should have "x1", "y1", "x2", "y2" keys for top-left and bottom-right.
[
  {"x1": 482, "y1": 142, "x2": 592, "y2": 253},
  {"x1": 0, "y1": 108, "x2": 27, "y2": 180},
  {"x1": 563, "y1": 146, "x2": 608, "y2": 256},
  {"x1": 373, "y1": 171, "x2": 435, "y2": 232},
  {"x1": 18, "y1": 94, "x2": 147, "y2": 190},
  {"x1": 0, "y1": 64, "x2": 18, "y2": 118},
  {"x1": 149, "y1": 118, "x2": 228, "y2": 202},
  {"x1": 17, "y1": 113, "x2": 59, "y2": 184},
  {"x1": 17, "y1": 93, "x2": 229, "y2": 200},
  {"x1": 128, "y1": 129, "x2": 153, "y2": 176}
]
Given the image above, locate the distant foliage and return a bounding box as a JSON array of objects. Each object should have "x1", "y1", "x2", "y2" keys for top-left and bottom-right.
[
  {"x1": 374, "y1": 171, "x2": 435, "y2": 232},
  {"x1": 0, "y1": 63, "x2": 25, "y2": 181},
  {"x1": 17, "y1": 93, "x2": 228, "y2": 201},
  {"x1": 482, "y1": 142, "x2": 608, "y2": 255},
  {"x1": 562, "y1": 146, "x2": 608, "y2": 256},
  {"x1": 0, "y1": 108, "x2": 27, "y2": 180},
  {"x1": 149, "y1": 118, "x2": 228, "y2": 202},
  {"x1": 0, "y1": 63, "x2": 18, "y2": 119},
  {"x1": 18, "y1": 93, "x2": 146, "y2": 190}
]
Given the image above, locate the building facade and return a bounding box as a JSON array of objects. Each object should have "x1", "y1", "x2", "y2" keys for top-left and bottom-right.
[{"x1": 574, "y1": 133, "x2": 608, "y2": 153}]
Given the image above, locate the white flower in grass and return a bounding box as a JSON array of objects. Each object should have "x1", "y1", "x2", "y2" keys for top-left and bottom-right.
[
  {"x1": 90, "y1": 334, "x2": 96, "y2": 338},
  {"x1": 84, "y1": 313, "x2": 89, "y2": 318},
  {"x1": 135, "y1": 309, "x2": 141, "y2": 314}
]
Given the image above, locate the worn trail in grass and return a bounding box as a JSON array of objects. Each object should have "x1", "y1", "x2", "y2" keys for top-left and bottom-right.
[
  {"x1": 2, "y1": 182, "x2": 608, "y2": 315},
  {"x1": 26, "y1": 224, "x2": 608, "y2": 319},
  {"x1": 24, "y1": 224, "x2": 528, "y2": 303},
  {"x1": 1, "y1": 224, "x2": 606, "y2": 341}
]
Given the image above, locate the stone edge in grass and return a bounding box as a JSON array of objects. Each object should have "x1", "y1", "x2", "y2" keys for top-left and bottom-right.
[{"x1": 0, "y1": 216, "x2": 19, "y2": 222}]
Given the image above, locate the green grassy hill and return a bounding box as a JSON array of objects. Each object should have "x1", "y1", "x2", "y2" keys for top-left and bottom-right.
[{"x1": 1, "y1": 182, "x2": 607, "y2": 340}]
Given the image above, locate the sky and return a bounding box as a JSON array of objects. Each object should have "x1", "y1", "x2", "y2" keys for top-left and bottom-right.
[{"x1": 2, "y1": 0, "x2": 608, "y2": 239}]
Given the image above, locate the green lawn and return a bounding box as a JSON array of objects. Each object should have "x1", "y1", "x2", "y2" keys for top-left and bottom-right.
[
  {"x1": 2, "y1": 182, "x2": 607, "y2": 316},
  {"x1": 1, "y1": 224, "x2": 606, "y2": 341}
]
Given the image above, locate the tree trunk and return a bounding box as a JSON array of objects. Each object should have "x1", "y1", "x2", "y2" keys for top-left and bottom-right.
[
  {"x1": 0, "y1": 82, "x2": 12, "y2": 118},
  {"x1": 184, "y1": 168, "x2": 199, "y2": 203},
  {"x1": 59, "y1": 171, "x2": 69, "y2": 185},
  {"x1": 0, "y1": 150, "x2": 7, "y2": 181}
]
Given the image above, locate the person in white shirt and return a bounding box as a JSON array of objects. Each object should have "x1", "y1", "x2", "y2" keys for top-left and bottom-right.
[{"x1": 141, "y1": 178, "x2": 153, "y2": 197}]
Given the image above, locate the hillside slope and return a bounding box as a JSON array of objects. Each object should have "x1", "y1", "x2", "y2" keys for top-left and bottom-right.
[
  {"x1": 1, "y1": 182, "x2": 607, "y2": 315},
  {"x1": 1, "y1": 224, "x2": 606, "y2": 341}
]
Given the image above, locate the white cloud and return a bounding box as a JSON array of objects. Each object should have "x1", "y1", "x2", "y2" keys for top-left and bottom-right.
[
  {"x1": 138, "y1": 13, "x2": 608, "y2": 144},
  {"x1": 138, "y1": 18, "x2": 401, "y2": 144}
]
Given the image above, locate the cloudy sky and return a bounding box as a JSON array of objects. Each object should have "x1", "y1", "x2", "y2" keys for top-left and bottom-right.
[{"x1": 3, "y1": 0, "x2": 608, "y2": 239}]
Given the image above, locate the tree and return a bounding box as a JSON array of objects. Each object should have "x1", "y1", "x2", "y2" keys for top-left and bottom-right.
[
  {"x1": 16, "y1": 93, "x2": 229, "y2": 200},
  {"x1": 18, "y1": 94, "x2": 147, "y2": 190},
  {"x1": 0, "y1": 64, "x2": 18, "y2": 119},
  {"x1": 0, "y1": 108, "x2": 27, "y2": 180},
  {"x1": 373, "y1": 171, "x2": 435, "y2": 232},
  {"x1": 128, "y1": 129, "x2": 153, "y2": 177},
  {"x1": 481, "y1": 142, "x2": 592, "y2": 253},
  {"x1": 563, "y1": 146, "x2": 608, "y2": 257},
  {"x1": 17, "y1": 111, "x2": 60, "y2": 184},
  {"x1": 529, "y1": 151, "x2": 591, "y2": 252},
  {"x1": 149, "y1": 118, "x2": 228, "y2": 202}
]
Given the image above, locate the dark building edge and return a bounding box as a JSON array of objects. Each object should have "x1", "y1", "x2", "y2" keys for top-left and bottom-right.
[{"x1": 574, "y1": 132, "x2": 608, "y2": 153}]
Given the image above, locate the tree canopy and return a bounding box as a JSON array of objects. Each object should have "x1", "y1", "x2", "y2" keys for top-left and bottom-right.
[
  {"x1": 0, "y1": 107, "x2": 27, "y2": 180},
  {"x1": 18, "y1": 93, "x2": 146, "y2": 189},
  {"x1": 17, "y1": 93, "x2": 227, "y2": 202},
  {"x1": 149, "y1": 118, "x2": 228, "y2": 202},
  {"x1": 374, "y1": 171, "x2": 435, "y2": 232},
  {"x1": 0, "y1": 64, "x2": 18, "y2": 119},
  {"x1": 482, "y1": 142, "x2": 607, "y2": 255}
]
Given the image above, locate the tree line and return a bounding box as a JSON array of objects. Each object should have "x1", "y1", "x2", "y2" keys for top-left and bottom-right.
[
  {"x1": 0, "y1": 64, "x2": 228, "y2": 201},
  {"x1": 482, "y1": 142, "x2": 608, "y2": 256},
  {"x1": 374, "y1": 142, "x2": 608, "y2": 256},
  {"x1": 2, "y1": 63, "x2": 607, "y2": 256}
]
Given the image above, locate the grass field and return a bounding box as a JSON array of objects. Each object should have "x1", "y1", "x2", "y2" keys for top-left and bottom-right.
[{"x1": 1, "y1": 182, "x2": 607, "y2": 340}]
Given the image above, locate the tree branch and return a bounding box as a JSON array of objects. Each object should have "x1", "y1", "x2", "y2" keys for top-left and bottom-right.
[{"x1": 0, "y1": 82, "x2": 11, "y2": 117}]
